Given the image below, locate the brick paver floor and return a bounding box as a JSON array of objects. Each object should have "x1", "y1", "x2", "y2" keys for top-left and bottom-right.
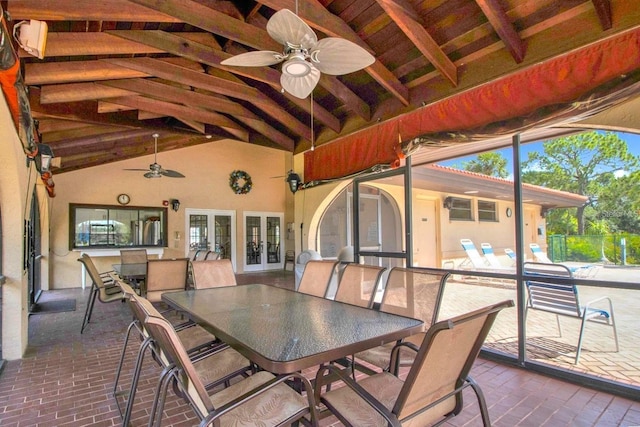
[{"x1": 0, "y1": 270, "x2": 638, "y2": 426}]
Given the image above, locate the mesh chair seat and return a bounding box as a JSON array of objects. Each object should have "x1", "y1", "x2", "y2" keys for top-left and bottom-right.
[
  {"x1": 354, "y1": 267, "x2": 449, "y2": 374},
  {"x1": 316, "y1": 300, "x2": 514, "y2": 427},
  {"x1": 208, "y1": 371, "x2": 309, "y2": 426}
]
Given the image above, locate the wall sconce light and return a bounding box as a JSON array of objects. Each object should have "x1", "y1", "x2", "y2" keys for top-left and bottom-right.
[
  {"x1": 540, "y1": 207, "x2": 549, "y2": 218},
  {"x1": 30, "y1": 143, "x2": 54, "y2": 173},
  {"x1": 170, "y1": 199, "x2": 180, "y2": 212},
  {"x1": 443, "y1": 196, "x2": 453, "y2": 210},
  {"x1": 286, "y1": 170, "x2": 301, "y2": 194}
]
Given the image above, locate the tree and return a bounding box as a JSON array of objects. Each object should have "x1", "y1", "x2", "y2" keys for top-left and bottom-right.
[
  {"x1": 522, "y1": 131, "x2": 639, "y2": 234},
  {"x1": 462, "y1": 152, "x2": 509, "y2": 178}
]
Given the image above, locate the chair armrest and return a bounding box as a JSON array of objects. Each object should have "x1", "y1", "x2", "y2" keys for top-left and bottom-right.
[
  {"x1": 199, "y1": 372, "x2": 318, "y2": 427},
  {"x1": 389, "y1": 341, "x2": 420, "y2": 375},
  {"x1": 583, "y1": 295, "x2": 614, "y2": 316},
  {"x1": 314, "y1": 364, "x2": 400, "y2": 427}
]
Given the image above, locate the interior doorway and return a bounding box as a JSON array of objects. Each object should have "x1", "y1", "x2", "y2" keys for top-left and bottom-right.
[
  {"x1": 27, "y1": 191, "x2": 42, "y2": 311},
  {"x1": 243, "y1": 211, "x2": 284, "y2": 271},
  {"x1": 185, "y1": 209, "x2": 236, "y2": 270}
]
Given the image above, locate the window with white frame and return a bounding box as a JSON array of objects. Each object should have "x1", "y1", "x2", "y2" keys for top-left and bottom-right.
[
  {"x1": 478, "y1": 200, "x2": 497, "y2": 222},
  {"x1": 448, "y1": 197, "x2": 473, "y2": 221}
]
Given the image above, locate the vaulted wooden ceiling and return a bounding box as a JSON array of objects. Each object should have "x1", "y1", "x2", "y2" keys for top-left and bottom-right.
[{"x1": 4, "y1": 0, "x2": 636, "y2": 174}]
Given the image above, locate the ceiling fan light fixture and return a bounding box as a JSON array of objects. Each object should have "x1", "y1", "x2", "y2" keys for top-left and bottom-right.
[{"x1": 282, "y1": 56, "x2": 311, "y2": 77}]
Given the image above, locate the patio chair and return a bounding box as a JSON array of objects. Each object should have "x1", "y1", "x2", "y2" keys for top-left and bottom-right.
[
  {"x1": 334, "y1": 264, "x2": 386, "y2": 308},
  {"x1": 191, "y1": 259, "x2": 237, "y2": 289},
  {"x1": 142, "y1": 308, "x2": 318, "y2": 427},
  {"x1": 315, "y1": 300, "x2": 514, "y2": 427},
  {"x1": 120, "y1": 248, "x2": 148, "y2": 264},
  {"x1": 529, "y1": 243, "x2": 597, "y2": 278},
  {"x1": 524, "y1": 262, "x2": 618, "y2": 364},
  {"x1": 460, "y1": 238, "x2": 489, "y2": 269},
  {"x1": 353, "y1": 267, "x2": 449, "y2": 375},
  {"x1": 145, "y1": 258, "x2": 190, "y2": 302},
  {"x1": 481, "y1": 243, "x2": 507, "y2": 268},
  {"x1": 504, "y1": 248, "x2": 517, "y2": 265},
  {"x1": 114, "y1": 278, "x2": 253, "y2": 426},
  {"x1": 77, "y1": 254, "x2": 123, "y2": 334},
  {"x1": 119, "y1": 248, "x2": 147, "y2": 291},
  {"x1": 529, "y1": 243, "x2": 554, "y2": 263},
  {"x1": 297, "y1": 260, "x2": 339, "y2": 298}
]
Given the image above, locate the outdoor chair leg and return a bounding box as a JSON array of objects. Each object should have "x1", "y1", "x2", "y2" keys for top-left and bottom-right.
[
  {"x1": 148, "y1": 365, "x2": 176, "y2": 427},
  {"x1": 468, "y1": 377, "x2": 491, "y2": 427},
  {"x1": 80, "y1": 286, "x2": 98, "y2": 334},
  {"x1": 113, "y1": 320, "x2": 143, "y2": 399},
  {"x1": 121, "y1": 337, "x2": 154, "y2": 427}
]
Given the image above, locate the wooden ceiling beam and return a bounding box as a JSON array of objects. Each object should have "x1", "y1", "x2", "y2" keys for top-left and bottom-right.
[
  {"x1": 107, "y1": 29, "x2": 339, "y2": 131},
  {"x1": 256, "y1": 0, "x2": 410, "y2": 105},
  {"x1": 18, "y1": 32, "x2": 163, "y2": 58},
  {"x1": 128, "y1": 0, "x2": 283, "y2": 52},
  {"x1": 474, "y1": 0, "x2": 526, "y2": 63},
  {"x1": 40, "y1": 83, "x2": 138, "y2": 104},
  {"x1": 98, "y1": 79, "x2": 295, "y2": 148},
  {"x1": 6, "y1": 0, "x2": 180, "y2": 22},
  {"x1": 24, "y1": 61, "x2": 149, "y2": 85},
  {"x1": 105, "y1": 57, "x2": 310, "y2": 143},
  {"x1": 42, "y1": 124, "x2": 132, "y2": 143},
  {"x1": 592, "y1": 0, "x2": 613, "y2": 30},
  {"x1": 375, "y1": 0, "x2": 457, "y2": 85},
  {"x1": 105, "y1": 95, "x2": 250, "y2": 141},
  {"x1": 50, "y1": 129, "x2": 154, "y2": 151}
]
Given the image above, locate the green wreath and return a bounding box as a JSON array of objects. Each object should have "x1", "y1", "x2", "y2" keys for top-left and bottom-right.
[{"x1": 229, "y1": 170, "x2": 252, "y2": 194}]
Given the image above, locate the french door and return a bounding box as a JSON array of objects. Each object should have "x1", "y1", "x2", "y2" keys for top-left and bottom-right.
[
  {"x1": 185, "y1": 209, "x2": 236, "y2": 270},
  {"x1": 244, "y1": 212, "x2": 284, "y2": 271}
]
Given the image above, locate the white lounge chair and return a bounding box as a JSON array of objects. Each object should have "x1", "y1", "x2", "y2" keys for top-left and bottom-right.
[
  {"x1": 460, "y1": 239, "x2": 489, "y2": 269},
  {"x1": 529, "y1": 243, "x2": 597, "y2": 278},
  {"x1": 481, "y1": 243, "x2": 506, "y2": 268}
]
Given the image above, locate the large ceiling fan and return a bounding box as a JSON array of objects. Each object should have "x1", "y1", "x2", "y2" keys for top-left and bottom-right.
[
  {"x1": 220, "y1": 8, "x2": 375, "y2": 99},
  {"x1": 125, "y1": 133, "x2": 185, "y2": 178}
]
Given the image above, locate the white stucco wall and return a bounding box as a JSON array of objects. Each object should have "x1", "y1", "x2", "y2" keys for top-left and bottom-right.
[{"x1": 50, "y1": 140, "x2": 290, "y2": 288}]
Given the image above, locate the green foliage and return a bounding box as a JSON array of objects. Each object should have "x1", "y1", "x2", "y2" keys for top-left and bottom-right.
[
  {"x1": 461, "y1": 152, "x2": 509, "y2": 178},
  {"x1": 524, "y1": 131, "x2": 640, "y2": 235}
]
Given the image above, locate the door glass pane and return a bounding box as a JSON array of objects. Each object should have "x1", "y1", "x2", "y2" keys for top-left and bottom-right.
[
  {"x1": 266, "y1": 216, "x2": 281, "y2": 264},
  {"x1": 189, "y1": 214, "x2": 209, "y2": 253},
  {"x1": 215, "y1": 215, "x2": 232, "y2": 260},
  {"x1": 246, "y1": 216, "x2": 261, "y2": 265}
]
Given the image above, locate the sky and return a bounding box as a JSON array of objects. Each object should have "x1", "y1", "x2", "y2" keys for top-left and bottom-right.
[{"x1": 438, "y1": 131, "x2": 640, "y2": 174}]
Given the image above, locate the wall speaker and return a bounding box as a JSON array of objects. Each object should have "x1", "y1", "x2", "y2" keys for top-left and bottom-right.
[{"x1": 14, "y1": 20, "x2": 48, "y2": 59}]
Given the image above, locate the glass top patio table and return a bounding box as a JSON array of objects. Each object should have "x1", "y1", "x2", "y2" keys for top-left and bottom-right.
[{"x1": 162, "y1": 284, "x2": 424, "y2": 374}]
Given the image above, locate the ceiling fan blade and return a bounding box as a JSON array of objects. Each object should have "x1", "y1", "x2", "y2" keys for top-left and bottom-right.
[
  {"x1": 161, "y1": 169, "x2": 186, "y2": 178},
  {"x1": 311, "y1": 38, "x2": 375, "y2": 75},
  {"x1": 124, "y1": 168, "x2": 151, "y2": 171},
  {"x1": 280, "y1": 63, "x2": 321, "y2": 99},
  {"x1": 221, "y1": 50, "x2": 283, "y2": 67},
  {"x1": 267, "y1": 8, "x2": 317, "y2": 49}
]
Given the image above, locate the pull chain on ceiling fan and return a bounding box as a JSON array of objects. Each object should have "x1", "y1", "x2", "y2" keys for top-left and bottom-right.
[{"x1": 220, "y1": 3, "x2": 375, "y2": 99}]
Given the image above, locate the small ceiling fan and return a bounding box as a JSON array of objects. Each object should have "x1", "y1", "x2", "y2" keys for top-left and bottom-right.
[
  {"x1": 125, "y1": 133, "x2": 185, "y2": 178},
  {"x1": 220, "y1": 7, "x2": 375, "y2": 99}
]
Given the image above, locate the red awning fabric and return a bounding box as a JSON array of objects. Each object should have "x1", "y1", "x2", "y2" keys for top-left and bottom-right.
[{"x1": 304, "y1": 28, "x2": 640, "y2": 184}]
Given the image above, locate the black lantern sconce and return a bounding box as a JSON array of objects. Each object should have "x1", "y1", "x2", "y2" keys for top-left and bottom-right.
[
  {"x1": 170, "y1": 199, "x2": 180, "y2": 212},
  {"x1": 443, "y1": 196, "x2": 453, "y2": 210},
  {"x1": 286, "y1": 170, "x2": 301, "y2": 194}
]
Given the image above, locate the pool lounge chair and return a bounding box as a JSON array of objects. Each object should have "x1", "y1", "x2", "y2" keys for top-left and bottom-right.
[
  {"x1": 529, "y1": 243, "x2": 597, "y2": 278},
  {"x1": 480, "y1": 243, "x2": 508, "y2": 269},
  {"x1": 460, "y1": 239, "x2": 489, "y2": 269}
]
